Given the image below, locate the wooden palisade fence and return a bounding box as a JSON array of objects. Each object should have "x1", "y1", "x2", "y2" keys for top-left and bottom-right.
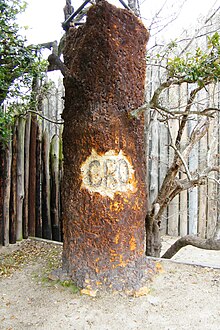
[
  {"x1": 0, "y1": 80, "x2": 64, "y2": 246},
  {"x1": 1, "y1": 76, "x2": 219, "y2": 246},
  {"x1": 1, "y1": 31, "x2": 220, "y2": 246},
  {"x1": 147, "y1": 16, "x2": 220, "y2": 240}
]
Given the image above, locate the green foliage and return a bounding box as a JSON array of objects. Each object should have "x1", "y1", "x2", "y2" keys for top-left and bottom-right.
[
  {"x1": 0, "y1": 0, "x2": 48, "y2": 146},
  {"x1": 0, "y1": 0, "x2": 48, "y2": 104},
  {"x1": 58, "y1": 280, "x2": 80, "y2": 293},
  {"x1": 0, "y1": 108, "x2": 14, "y2": 147},
  {"x1": 166, "y1": 32, "x2": 220, "y2": 85}
]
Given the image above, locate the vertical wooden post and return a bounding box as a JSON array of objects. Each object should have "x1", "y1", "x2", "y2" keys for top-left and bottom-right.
[
  {"x1": 16, "y1": 117, "x2": 26, "y2": 241},
  {"x1": 198, "y1": 89, "x2": 208, "y2": 238},
  {"x1": 28, "y1": 115, "x2": 37, "y2": 237},
  {"x1": 10, "y1": 120, "x2": 18, "y2": 244},
  {"x1": 179, "y1": 83, "x2": 188, "y2": 237},
  {"x1": 61, "y1": 2, "x2": 152, "y2": 291},
  {"x1": 23, "y1": 113, "x2": 31, "y2": 239},
  {"x1": 207, "y1": 84, "x2": 218, "y2": 238},
  {"x1": 188, "y1": 115, "x2": 198, "y2": 235},
  {"x1": 0, "y1": 145, "x2": 5, "y2": 245},
  {"x1": 42, "y1": 131, "x2": 52, "y2": 240},
  {"x1": 36, "y1": 123, "x2": 42, "y2": 238},
  {"x1": 3, "y1": 141, "x2": 12, "y2": 246},
  {"x1": 50, "y1": 134, "x2": 61, "y2": 241},
  {"x1": 167, "y1": 86, "x2": 179, "y2": 237}
]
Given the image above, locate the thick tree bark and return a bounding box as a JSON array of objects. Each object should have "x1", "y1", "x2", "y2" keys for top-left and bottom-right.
[
  {"x1": 162, "y1": 235, "x2": 220, "y2": 259},
  {"x1": 61, "y1": 1, "x2": 153, "y2": 291}
]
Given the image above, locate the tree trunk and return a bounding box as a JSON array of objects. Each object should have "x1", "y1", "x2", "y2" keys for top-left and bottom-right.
[
  {"x1": 16, "y1": 117, "x2": 26, "y2": 241},
  {"x1": 61, "y1": 1, "x2": 152, "y2": 291},
  {"x1": 145, "y1": 210, "x2": 161, "y2": 257}
]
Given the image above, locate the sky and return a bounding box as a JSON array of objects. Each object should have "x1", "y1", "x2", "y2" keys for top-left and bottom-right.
[{"x1": 19, "y1": 0, "x2": 219, "y2": 45}]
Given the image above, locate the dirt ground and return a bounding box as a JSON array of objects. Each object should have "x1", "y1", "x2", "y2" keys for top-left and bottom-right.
[{"x1": 0, "y1": 237, "x2": 220, "y2": 330}]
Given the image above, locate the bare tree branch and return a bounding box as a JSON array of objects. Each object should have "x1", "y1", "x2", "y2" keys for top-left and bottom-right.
[
  {"x1": 26, "y1": 110, "x2": 64, "y2": 125},
  {"x1": 48, "y1": 53, "x2": 71, "y2": 78},
  {"x1": 162, "y1": 235, "x2": 220, "y2": 259}
]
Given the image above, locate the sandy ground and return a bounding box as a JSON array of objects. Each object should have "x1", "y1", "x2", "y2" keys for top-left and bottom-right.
[{"x1": 0, "y1": 237, "x2": 220, "y2": 330}]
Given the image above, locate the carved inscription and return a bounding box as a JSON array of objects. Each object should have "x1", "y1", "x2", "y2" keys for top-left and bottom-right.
[{"x1": 81, "y1": 149, "x2": 136, "y2": 198}]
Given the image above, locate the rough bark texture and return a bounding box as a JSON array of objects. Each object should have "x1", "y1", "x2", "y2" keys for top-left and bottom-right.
[{"x1": 61, "y1": 1, "x2": 154, "y2": 291}]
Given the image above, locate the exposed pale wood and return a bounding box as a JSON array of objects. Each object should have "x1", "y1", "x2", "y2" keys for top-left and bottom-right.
[{"x1": 16, "y1": 117, "x2": 26, "y2": 241}]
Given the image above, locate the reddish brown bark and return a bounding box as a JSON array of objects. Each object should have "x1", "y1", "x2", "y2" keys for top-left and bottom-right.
[{"x1": 61, "y1": 1, "x2": 154, "y2": 291}]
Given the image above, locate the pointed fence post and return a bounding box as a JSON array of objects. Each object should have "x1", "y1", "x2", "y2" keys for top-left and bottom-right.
[{"x1": 16, "y1": 117, "x2": 26, "y2": 241}]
